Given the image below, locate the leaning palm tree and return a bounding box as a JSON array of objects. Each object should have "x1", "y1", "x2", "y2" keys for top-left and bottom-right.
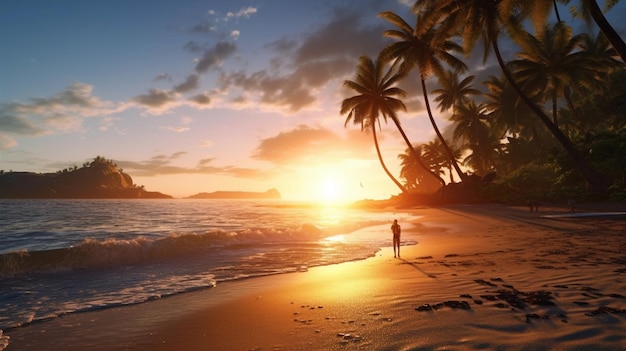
[
  {"x1": 341, "y1": 55, "x2": 408, "y2": 194},
  {"x1": 414, "y1": 0, "x2": 609, "y2": 191},
  {"x1": 379, "y1": 10, "x2": 469, "y2": 184}
]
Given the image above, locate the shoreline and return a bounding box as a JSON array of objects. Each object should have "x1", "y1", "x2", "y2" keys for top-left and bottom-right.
[{"x1": 5, "y1": 204, "x2": 626, "y2": 350}]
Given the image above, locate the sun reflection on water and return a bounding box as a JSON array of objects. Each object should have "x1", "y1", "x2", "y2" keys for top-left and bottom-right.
[{"x1": 322, "y1": 234, "x2": 346, "y2": 244}]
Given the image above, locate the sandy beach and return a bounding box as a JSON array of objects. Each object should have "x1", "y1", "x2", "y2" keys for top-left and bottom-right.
[{"x1": 5, "y1": 204, "x2": 626, "y2": 351}]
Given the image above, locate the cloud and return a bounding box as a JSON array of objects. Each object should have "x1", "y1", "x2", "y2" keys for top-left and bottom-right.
[
  {"x1": 132, "y1": 89, "x2": 180, "y2": 112},
  {"x1": 173, "y1": 74, "x2": 200, "y2": 93},
  {"x1": 183, "y1": 41, "x2": 207, "y2": 53},
  {"x1": 154, "y1": 73, "x2": 172, "y2": 82},
  {"x1": 163, "y1": 126, "x2": 190, "y2": 133},
  {"x1": 0, "y1": 82, "x2": 118, "y2": 138},
  {"x1": 226, "y1": 7, "x2": 257, "y2": 20},
  {"x1": 115, "y1": 152, "x2": 264, "y2": 178},
  {"x1": 251, "y1": 124, "x2": 372, "y2": 165},
  {"x1": 195, "y1": 41, "x2": 237, "y2": 73},
  {"x1": 199, "y1": 140, "x2": 214, "y2": 147},
  {"x1": 216, "y1": 4, "x2": 391, "y2": 112},
  {"x1": 0, "y1": 134, "x2": 17, "y2": 150},
  {"x1": 0, "y1": 114, "x2": 47, "y2": 135},
  {"x1": 188, "y1": 93, "x2": 212, "y2": 106},
  {"x1": 161, "y1": 116, "x2": 193, "y2": 133},
  {"x1": 191, "y1": 22, "x2": 216, "y2": 34}
]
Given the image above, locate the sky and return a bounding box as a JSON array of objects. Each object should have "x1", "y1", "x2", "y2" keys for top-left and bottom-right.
[{"x1": 1, "y1": 0, "x2": 625, "y2": 202}]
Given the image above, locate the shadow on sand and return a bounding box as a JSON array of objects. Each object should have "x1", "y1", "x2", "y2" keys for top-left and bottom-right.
[{"x1": 399, "y1": 258, "x2": 437, "y2": 279}]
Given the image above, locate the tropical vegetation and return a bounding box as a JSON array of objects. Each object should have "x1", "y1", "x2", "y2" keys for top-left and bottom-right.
[{"x1": 341, "y1": 0, "x2": 625, "y2": 205}]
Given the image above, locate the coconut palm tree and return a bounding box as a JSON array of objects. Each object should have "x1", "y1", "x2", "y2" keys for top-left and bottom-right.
[
  {"x1": 398, "y1": 145, "x2": 422, "y2": 190},
  {"x1": 463, "y1": 130, "x2": 504, "y2": 177},
  {"x1": 579, "y1": 30, "x2": 624, "y2": 78},
  {"x1": 570, "y1": 0, "x2": 626, "y2": 63},
  {"x1": 341, "y1": 55, "x2": 409, "y2": 194},
  {"x1": 413, "y1": 0, "x2": 609, "y2": 191},
  {"x1": 422, "y1": 138, "x2": 461, "y2": 183},
  {"x1": 483, "y1": 75, "x2": 544, "y2": 143},
  {"x1": 379, "y1": 10, "x2": 469, "y2": 184},
  {"x1": 431, "y1": 71, "x2": 481, "y2": 114},
  {"x1": 510, "y1": 22, "x2": 608, "y2": 128},
  {"x1": 398, "y1": 144, "x2": 444, "y2": 192},
  {"x1": 516, "y1": 0, "x2": 626, "y2": 63},
  {"x1": 450, "y1": 101, "x2": 491, "y2": 147}
]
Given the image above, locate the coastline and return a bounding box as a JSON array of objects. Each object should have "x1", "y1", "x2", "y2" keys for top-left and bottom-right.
[{"x1": 5, "y1": 204, "x2": 626, "y2": 350}]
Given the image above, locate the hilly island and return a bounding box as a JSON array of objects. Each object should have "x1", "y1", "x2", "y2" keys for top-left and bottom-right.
[{"x1": 0, "y1": 156, "x2": 171, "y2": 199}]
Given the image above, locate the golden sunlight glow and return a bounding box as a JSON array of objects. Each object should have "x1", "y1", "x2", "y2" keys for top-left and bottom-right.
[
  {"x1": 295, "y1": 165, "x2": 379, "y2": 204},
  {"x1": 322, "y1": 234, "x2": 346, "y2": 243},
  {"x1": 321, "y1": 178, "x2": 340, "y2": 201},
  {"x1": 315, "y1": 173, "x2": 349, "y2": 205}
]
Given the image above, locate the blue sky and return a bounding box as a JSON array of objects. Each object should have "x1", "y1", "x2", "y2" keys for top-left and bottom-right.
[{"x1": 1, "y1": 0, "x2": 625, "y2": 201}]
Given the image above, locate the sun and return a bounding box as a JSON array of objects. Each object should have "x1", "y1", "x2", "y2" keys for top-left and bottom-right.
[
  {"x1": 309, "y1": 171, "x2": 350, "y2": 205},
  {"x1": 320, "y1": 178, "x2": 341, "y2": 203}
]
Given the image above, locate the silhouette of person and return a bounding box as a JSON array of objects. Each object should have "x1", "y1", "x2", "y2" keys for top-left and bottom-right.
[{"x1": 391, "y1": 219, "x2": 401, "y2": 258}]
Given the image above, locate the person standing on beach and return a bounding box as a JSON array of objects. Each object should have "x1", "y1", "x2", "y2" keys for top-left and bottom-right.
[{"x1": 391, "y1": 219, "x2": 401, "y2": 258}]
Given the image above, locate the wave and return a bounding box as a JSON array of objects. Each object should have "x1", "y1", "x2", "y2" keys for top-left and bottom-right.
[{"x1": 0, "y1": 223, "x2": 329, "y2": 277}]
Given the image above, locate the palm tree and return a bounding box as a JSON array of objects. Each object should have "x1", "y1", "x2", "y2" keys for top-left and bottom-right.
[
  {"x1": 572, "y1": 0, "x2": 626, "y2": 63},
  {"x1": 510, "y1": 22, "x2": 608, "y2": 128},
  {"x1": 579, "y1": 30, "x2": 624, "y2": 78},
  {"x1": 398, "y1": 145, "x2": 422, "y2": 190},
  {"x1": 398, "y1": 144, "x2": 444, "y2": 192},
  {"x1": 450, "y1": 101, "x2": 491, "y2": 148},
  {"x1": 341, "y1": 55, "x2": 408, "y2": 194},
  {"x1": 483, "y1": 75, "x2": 544, "y2": 143},
  {"x1": 422, "y1": 138, "x2": 461, "y2": 183},
  {"x1": 518, "y1": 0, "x2": 626, "y2": 63},
  {"x1": 431, "y1": 71, "x2": 481, "y2": 114},
  {"x1": 414, "y1": 0, "x2": 609, "y2": 190},
  {"x1": 463, "y1": 130, "x2": 504, "y2": 176},
  {"x1": 379, "y1": 10, "x2": 469, "y2": 184}
]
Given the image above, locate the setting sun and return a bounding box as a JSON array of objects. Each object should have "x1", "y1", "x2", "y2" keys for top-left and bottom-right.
[{"x1": 320, "y1": 178, "x2": 341, "y2": 202}]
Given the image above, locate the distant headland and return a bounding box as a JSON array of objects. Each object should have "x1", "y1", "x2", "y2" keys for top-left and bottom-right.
[
  {"x1": 0, "y1": 156, "x2": 172, "y2": 199},
  {"x1": 186, "y1": 188, "x2": 281, "y2": 200}
]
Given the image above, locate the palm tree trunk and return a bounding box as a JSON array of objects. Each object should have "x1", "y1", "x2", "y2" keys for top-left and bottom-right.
[
  {"x1": 491, "y1": 38, "x2": 610, "y2": 191},
  {"x1": 421, "y1": 78, "x2": 468, "y2": 184},
  {"x1": 390, "y1": 118, "x2": 446, "y2": 188},
  {"x1": 588, "y1": 0, "x2": 626, "y2": 63},
  {"x1": 552, "y1": 94, "x2": 559, "y2": 128},
  {"x1": 553, "y1": 0, "x2": 562, "y2": 22},
  {"x1": 372, "y1": 126, "x2": 408, "y2": 193}
]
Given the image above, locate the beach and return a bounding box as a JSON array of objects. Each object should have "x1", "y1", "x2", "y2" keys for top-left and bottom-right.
[{"x1": 5, "y1": 204, "x2": 626, "y2": 351}]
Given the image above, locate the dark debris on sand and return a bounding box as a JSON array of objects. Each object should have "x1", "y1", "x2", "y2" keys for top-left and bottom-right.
[{"x1": 415, "y1": 277, "x2": 626, "y2": 324}]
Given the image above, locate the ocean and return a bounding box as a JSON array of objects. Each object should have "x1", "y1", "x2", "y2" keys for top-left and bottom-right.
[{"x1": 0, "y1": 199, "x2": 413, "y2": 342}]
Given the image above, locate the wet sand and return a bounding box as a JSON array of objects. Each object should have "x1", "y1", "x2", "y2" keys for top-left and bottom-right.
[{"x1": 5, "y1": 204, "x2": 626, "y2": 350}]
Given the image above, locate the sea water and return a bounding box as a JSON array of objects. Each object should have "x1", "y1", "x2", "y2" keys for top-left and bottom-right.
[{"x1": 0, "y1": 199, "x2": 412, "y2": 337}]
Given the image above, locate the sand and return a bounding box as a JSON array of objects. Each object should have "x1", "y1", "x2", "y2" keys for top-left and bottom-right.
[{"x1": 5, "y1": 204, "x2": 626, "y2": 350}]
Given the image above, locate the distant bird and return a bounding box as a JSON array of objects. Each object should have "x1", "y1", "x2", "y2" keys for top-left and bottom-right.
[{"x1": 360, "y1": 182, "x2": 364, "y2": 188}]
